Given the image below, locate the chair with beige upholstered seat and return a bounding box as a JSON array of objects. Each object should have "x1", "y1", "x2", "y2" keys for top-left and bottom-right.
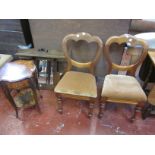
[
  {"x1": 99, "y1": 34, "x2": 148, "y2": 121},
  {"x1": 54, "y1": 32, "x2": 103, "y2": 117}
]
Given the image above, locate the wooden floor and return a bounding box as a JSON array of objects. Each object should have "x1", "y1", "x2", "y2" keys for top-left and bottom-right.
[{"x1": 0, "y1": 87, "x2": 155, "y2": 135}]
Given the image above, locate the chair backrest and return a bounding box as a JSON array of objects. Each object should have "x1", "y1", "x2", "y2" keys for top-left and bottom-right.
[
  {"x1": 62, "y1": 32, "x2": 103, "y2": 75},
  {"x1": 104, "y1": 34, "x2": 148, "y2": 76}
]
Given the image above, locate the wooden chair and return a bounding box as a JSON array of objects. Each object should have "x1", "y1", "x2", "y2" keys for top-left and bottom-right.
[
  {"x1": 0, "y1": 62, "x2": 41, "y2": 118},
  {"x1": 54, "y1": 32, "x2": 103, "y2": 117},
  {"x1": 99, "y1": 34, "x2": 148, "y2": 121}
]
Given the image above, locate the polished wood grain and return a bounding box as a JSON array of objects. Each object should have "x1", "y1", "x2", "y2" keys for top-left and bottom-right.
[
  {"x1": 12, "y1": 60, "x2": 36, "y2": 72},
  {"x1": 62, "y1": 32, "x2": 103, "y2": 74},
  {"x1": 0, "y1": 62, "x2": 40, "y2": 118},
  {"x1": 0, "y1": 63, "x2": 32, "y2": 82},
  {"x1": 99, "y1": 34, "x2": 148, "y2": 121},
  {"x1": 55, "y1": 32, "x2": 103, "y2": 117},
  {"x1": 104, "y1": 34, "x2": 148, "y2": 76}
]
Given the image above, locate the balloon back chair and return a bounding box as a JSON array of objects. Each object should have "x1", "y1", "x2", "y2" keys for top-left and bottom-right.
[
  {"x1": 99, "y1": 34, "x2": 148, "y2": 121},
  {"x1": 54, "y1": 32, "x2": 103, "y2": 117}
]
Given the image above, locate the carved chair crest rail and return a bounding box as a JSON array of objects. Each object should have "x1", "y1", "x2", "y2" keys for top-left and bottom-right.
[{"x1": 54, "y1": 32, "x2": 103, "y2": 117}]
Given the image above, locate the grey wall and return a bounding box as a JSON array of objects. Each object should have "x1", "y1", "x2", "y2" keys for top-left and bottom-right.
[
  {"x1": 29, "y1": 19, "x2": 131, "y2": 77},
  {"x1": 0, "y1": 19, "x2": 25, "y2": 54}
]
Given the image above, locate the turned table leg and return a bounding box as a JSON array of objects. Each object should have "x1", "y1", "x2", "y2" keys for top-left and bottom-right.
[
  {"x1": 56, "y1": 95, "x2": 63, "y2": 114},
  {"x1": 88, "y1": 102, "x2": 94, "y2": 118}
]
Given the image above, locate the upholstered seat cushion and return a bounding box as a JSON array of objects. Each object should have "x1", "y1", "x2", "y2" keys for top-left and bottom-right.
[
  {"x1": 101, "y1": 74, "x2": 147, "y2": 102},
  {"x1": 54, "y1": 71, "x2": 97, "y2": 98}
]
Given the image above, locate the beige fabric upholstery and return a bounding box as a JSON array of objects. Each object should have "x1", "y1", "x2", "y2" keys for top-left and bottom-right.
[
  {"x1": 54, "y1": 71, "x2": 97, "y2": 98},
  {"x1": 101, "y1": 74, "x2": 147, "y2": 102},
  {"x1": 0, "y1": 54, "x2": 13, "y2": 68}
]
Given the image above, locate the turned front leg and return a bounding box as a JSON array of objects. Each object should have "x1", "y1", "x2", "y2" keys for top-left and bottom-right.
[
  {"x1": 129, "y1": 105, "x2": 139, "y2": 122},
  {"x1": 57, "y1": 96, "x2": 63, "y2": 114},
  {"x1": 88, "y1": 102, "x2": 94, "y2": 118},
  {"x1": 98, "y1": 102, "x2": 106, "y2": 118}
]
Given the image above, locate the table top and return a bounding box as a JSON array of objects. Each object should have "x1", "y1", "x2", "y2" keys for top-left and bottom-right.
[
  {"x1": 148, "y1": 51, "x2": 155, "y2": 66},
  {"x1": 15, "y1": 49, "x2": 65, "y2": 59},
  {"x1": 0, "y1": 54, "x2": 13, "y2": 68},
  {"x1": 0, "y1": 62, "x2": 33, "y2": 82},
  {"x1": 135, "y1": 32, "x2": 155, "y2": 50}
]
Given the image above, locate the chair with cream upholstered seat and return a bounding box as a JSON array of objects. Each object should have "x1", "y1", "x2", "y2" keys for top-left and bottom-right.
[
  {"x1": 54, "y1": 32, "x2": 103, "y2": 117},
  {"x1": 99, "y1": 34, "x2": 148, "y2": 121}
]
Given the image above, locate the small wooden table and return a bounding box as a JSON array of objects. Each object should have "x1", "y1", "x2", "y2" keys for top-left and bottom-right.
[
  {"x1": 15, "y1": 49, "x2": 66, "y2": 89},
  {"x1": 0, "y1": 62, "x2": 40, "y2": 118}
]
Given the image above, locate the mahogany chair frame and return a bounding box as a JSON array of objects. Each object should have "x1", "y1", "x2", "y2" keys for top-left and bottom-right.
[
  {"x1": 55, "y1": 32, "x2": 103, "y2": 117},
  {"x1": 99, "y1": 34, "x2": 148, "y2": 121}
]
